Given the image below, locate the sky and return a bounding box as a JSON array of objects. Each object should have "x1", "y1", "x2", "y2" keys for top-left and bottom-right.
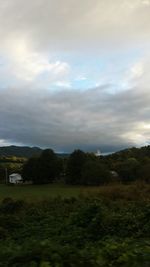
[{"x1": 0, "y1": 0, "x2": 150, "y2": 153}]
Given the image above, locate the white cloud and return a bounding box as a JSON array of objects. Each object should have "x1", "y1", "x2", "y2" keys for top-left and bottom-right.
[
  {"x1": 121, "y1": 132, "x2": 149, "y2": 146},
  {"x1": 121, "y1": 121, "x2": 150, "y2": 147},
  {"x1": 0, "y1": 139, "x2": 11, "y2": 146},
  {"x1": 142, "y1": 0, "x2": 150, "y2": 6},
  {"x1": 0, "y1": 0, "x2": 149, "y2": 53},
  {"x1": 129, "y1": 56, "x2": 150, "y2": 88},
  {"x1": 130, "y1": 62, "x2": 144, "y2": 79},
  {"x1": 0, "y1": 38, "x2": 71, "y2": 87},
  {"x1": 54, "y1": 81, "x2": 71, "y2": 88}
]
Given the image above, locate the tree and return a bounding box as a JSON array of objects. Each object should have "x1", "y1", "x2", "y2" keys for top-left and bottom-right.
[
  {"x1": 22, "y1": 149, "x2": 61, "y2": 184},
  {"x1": 66, "y1": 150, "x2": 87, "y2": 184},
  {"x1": 22, "y1": 157, "x2": 38, "y2": 182},
  {"x1": 81, "y1": 160, "x2": 111, "y2": 185},
  {"x1": 116, "y1": 158, "x2": 140, "y2": 183},
  {"x1": 138, "y1": 163, "x2": 150, "y2": 183},
  {"x1": 36, "y1": 149, "x2": 59, "y2": 184}
]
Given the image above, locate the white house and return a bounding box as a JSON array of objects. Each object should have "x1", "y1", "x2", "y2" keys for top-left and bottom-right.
[{"x1": 9, "y1": 173, "x2": 23, "y2": 184}]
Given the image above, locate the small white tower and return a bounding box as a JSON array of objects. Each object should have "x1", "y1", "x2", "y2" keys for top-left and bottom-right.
[{"x1": 95, "y1": 149, "x2": 101, "y2": 157}]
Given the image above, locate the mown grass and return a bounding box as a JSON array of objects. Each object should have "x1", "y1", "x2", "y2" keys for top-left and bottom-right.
[
  {"x1": 0, "y1": 182, "x2": 149, "y2": 202},
  {"x1": 0, "y1": 183, "x2": 84, "y2": 201}
]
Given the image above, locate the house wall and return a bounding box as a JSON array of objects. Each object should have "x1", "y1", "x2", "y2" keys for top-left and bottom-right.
[{"x1": 9, "y1": 175, "x2": 22, "y2": 184}]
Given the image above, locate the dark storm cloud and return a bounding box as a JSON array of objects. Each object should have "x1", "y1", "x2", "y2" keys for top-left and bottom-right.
[{"x1": 0, "y1": 84, "x2": 150, "y2": 152}]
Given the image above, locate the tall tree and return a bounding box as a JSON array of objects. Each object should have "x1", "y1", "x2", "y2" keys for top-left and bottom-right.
[
  {"x1": 66, "y1": 150, "x2": 86, "y2": 184},
  {"x1": 22, "y1": 149, "x2": 61, "y2": 184},
  {"x1": 36, "y1": 149, "x2": 59, "y2": 184},
  {"x1": 116, "y1": 158, "x2": 140, "y2": 183},
  {"x1": 22, "y1": 157, "x2": 38, "y2": 183},
  {"x1": 81, "y1": 160, "x2": 111, "y2": 185}
]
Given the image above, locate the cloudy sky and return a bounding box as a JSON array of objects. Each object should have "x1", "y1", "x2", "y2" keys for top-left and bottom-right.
[{"x1": 0, "y1": 0, "x2": 150, "y2": 152}]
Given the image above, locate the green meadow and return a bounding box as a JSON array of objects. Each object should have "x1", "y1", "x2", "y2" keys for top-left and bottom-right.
[
  {"x1": 0, "y1": 184, "x2": 83, "y2": 201},
  {"x1": 0, "y1": 182, "x2": 149, "y2": 202}
]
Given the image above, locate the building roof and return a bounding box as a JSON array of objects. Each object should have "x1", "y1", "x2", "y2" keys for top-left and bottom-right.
[{"x1": 9, "y1": 173, "x2": 21, "y2": 177}]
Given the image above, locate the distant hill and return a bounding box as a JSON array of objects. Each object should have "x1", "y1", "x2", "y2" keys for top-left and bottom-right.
[
  {"x1": 0, "y1": 146, "x2": 70, "y2": 158},
  {"x1": 105, "y1": 145, "x2": 150, "y2": 161},
  {"x1": 2, "y1": 145, "x2": 150, "y2": 160},
  {"x1": 0, "y1": 146, "x2": 42, "y2": 158}
]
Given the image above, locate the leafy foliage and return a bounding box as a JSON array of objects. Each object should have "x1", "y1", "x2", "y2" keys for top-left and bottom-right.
[
  {"x1": 0, "y1": 156, "x2": 26, "y2": 182},
  {"x1": 66, "y1": 150, "x2": 87, "y2": 184},
  {"x1": 0, "y1": 196, "x2": 149, "y2": 266},
  {"x1": 81, "y1": 160, "x2": 111, "y2": 185},
  {"x1": 22, "y1": 149, "x2": 62, "y2": 184}
]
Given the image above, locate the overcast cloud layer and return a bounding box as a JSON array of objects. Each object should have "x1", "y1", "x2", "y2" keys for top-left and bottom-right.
[{"x1": 0, "y1": 0, "x2": 150, "y2": 152}]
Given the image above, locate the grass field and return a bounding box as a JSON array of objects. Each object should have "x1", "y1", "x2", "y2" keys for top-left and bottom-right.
[
  {"x1": 0, "y1": 182, "x2": 149, "y2": 201},
  {"x1": 0, "y1": 183, "x2": 85, "y2": 201}
]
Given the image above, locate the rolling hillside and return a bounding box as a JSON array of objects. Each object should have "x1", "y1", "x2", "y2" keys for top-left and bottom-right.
[{"x1": 0, "y1": 145, "x2": 69, "y2": 158}]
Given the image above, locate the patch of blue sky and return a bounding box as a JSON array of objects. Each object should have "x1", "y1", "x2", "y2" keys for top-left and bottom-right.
[
  {"x1": 71, "y1": 78, "x2": 96, "y2": 90},
  {"x1": 0, "y1": 47, "x2": 143, "y2": 92},
  {"x1": 0, "y1": 55, "x2": 8, "y2": 66},
  {"x1": 58, "y1": 47, "x2": 143, "y2": 90}
]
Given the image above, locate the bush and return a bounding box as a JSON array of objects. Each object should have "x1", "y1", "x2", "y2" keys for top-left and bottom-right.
[{"x1": 0, "y1": 195, "x2": 149, "y2": 266}]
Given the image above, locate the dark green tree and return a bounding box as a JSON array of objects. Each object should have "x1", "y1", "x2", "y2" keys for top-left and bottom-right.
[
  {"x1": 138, "y1": 163, "x2": 150, "y2": 183},
  {"x1": 22, "y1": 149, "x2": 62, "y2": 184},
  {"x1": 81, "y1": 160, "x2": 111, "y2": 185},
  {"x1": 36, "y1": 149, "x2": 60, "y2": 184},
  {"x1": 66, "y1": 150, "x2": 87, "y2": 184},
  {"x1": 22, "y1": 157, "x2": 38, "y2": 182},
  {"x1": 116, "y1": 158, "x2": 140, "y2": 183}
]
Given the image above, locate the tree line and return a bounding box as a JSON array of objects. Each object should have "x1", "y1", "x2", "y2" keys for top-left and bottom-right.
[
  {"x1": 22, "y1": 149, "x2": 111, "y2": 185},
  {"x1": 22, "y1": 148, "x2": 150, "y2": 185}
]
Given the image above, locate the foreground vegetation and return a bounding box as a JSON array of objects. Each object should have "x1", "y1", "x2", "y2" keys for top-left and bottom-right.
[
  {"x1": 0, "y1": 195, "x2": 149, "y2": 267},
  {"x1": 0, "y1": 182, "x2": 149, "y2": 266}
]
